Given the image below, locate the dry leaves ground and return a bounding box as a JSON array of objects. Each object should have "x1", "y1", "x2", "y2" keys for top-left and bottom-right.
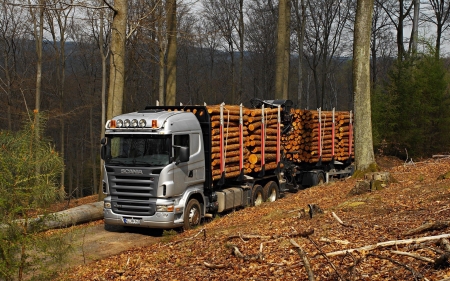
[{"x1": 55, "y1": 157, "x2": 450, "y2": 281}]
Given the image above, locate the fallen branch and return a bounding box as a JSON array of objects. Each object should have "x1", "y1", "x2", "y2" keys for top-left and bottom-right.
[
  {"x1": 367, "y1": 253, "x2": 425, "y2": 281},
  {"x1": 290, "y1": 239, "x2": 315, "y2": 281},
  {"x1": 332, "y1": 212, "x2": 353, "y2": 228},
  {"x1": 390, "y1": 250, "x2": 434, "y2": 263},
  {"x1": 171, "y1": 228, "x2": 206, "y2": 245},
  {"x1": 227, "y1": 228, "x2": 314, "y2": 241},
  {"x1": 204, "y1": 262, "x2": 227, "y2": 269},
  {"x1": 403, "y1": 221, "x2": 450, "y2": 236},
  {"x1": 308, "y1": 237, "x2": 344, "y2": 280},
  {"x1": 326, "y1": 233, "x2": 450, "y2": 257},
  {"x1": 229, "y1": 244, "x2": 263, "y2": 261},
  {"x1": 319, "y1": 237, "x2": 350, "y2": 245}
]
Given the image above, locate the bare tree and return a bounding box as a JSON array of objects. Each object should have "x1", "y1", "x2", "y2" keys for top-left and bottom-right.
[
  {"x1": 203, "y1": 0, "x2": 240, "y2": 103},
  {"x1": 304, "y1": 0, "x2": 352, "y2": 109},
  {"x1": 377, "y1": 0, "x2": 413, "y2": 60},
  {"x1": 423, "y1": 0, "x2": 450, "y2": 58},
  {"x1": 28, "y1": 0, "x2": 45, "y2": 139},
  {"x1": 371, "y1": 0, "x2": 394, "y2": 85},
  {"x1": 246, "y1": 0, "x2": 277, "y2": 100},
  {"x1": 45, "y1": 0, "x2": 75, "y2": 192},
  {"x1": 0, "y1": 1, "x2": 27, "y2": 130},
  {"x1": 293, "y1": 0, "x2": 308, "y2": 108},
  {"x1": 353, "y1": 0, "x2": 376, "y2": 170}
]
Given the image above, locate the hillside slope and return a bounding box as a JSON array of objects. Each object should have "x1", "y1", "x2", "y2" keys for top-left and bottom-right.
[{"x1": 56, "y1": 157, "x2": 450, "y2": 280}]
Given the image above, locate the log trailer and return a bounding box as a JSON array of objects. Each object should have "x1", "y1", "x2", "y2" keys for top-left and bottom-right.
[{"x1": 100, "y1": 99, "x2": 354, "y2": 230}]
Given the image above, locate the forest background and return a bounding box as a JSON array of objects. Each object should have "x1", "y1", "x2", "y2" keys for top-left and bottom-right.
[{"x1": 1, "y1": 0, "x2": 450, "y2": 199}]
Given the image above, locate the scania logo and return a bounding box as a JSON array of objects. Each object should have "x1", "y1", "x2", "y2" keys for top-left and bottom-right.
[{"x1": 120, "y1": 169, "x2": 143, "y2": 174}]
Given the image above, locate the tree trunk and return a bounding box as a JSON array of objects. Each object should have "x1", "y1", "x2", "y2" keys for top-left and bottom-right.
[
  {"x1": 107, "y1": 0, "x2": 127, "y2": 119},
  {"x1": 165, "y1": 0, "x2": 177, "y2": 106},
  {"x1": 283, "y1": 0, "x2": 291, "y2": 99},
  {"x1": 353, "y1": 0, "x2": 375, "y2": 171},
  {"x1": 275, "y1": 0, "x2": 288, "y2": 100},
  {"x1": 158, "y1": 3, "x2": 165, "y2": 105},
  {"x1": 99, "y1": 0, "x2": 107, "y2": 200},
  {"x1": 294, "y1": 0, "x2": 307, "y2": 108}
]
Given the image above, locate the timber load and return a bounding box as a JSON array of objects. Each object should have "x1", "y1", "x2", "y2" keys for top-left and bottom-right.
[
  {"x1": 284, "y1": 109, "x2": 354, "y2": 163},
  {"x1": 182, "y1": 104, "x2": 354, "y2": 181}
]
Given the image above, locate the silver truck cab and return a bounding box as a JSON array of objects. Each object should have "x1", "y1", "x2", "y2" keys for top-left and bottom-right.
[{"x1": 101, "y1": 109, "x2": 206, "y2": 229}]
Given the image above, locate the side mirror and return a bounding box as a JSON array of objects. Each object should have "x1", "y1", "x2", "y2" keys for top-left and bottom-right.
[
  {"x1": 100, "y1": 138, "x2": 107, "y2": 160},
  {"x1": 177, "y1": 146, "x2": 190, "y2": 164},
  {"x1": 101, "y1": 145, "x2": 106, "y2": 160}
]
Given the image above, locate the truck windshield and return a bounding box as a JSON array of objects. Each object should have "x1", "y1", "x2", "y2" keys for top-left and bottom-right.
[{"x1": 104, "y1": 135, "x2": 171, "y2": 167}]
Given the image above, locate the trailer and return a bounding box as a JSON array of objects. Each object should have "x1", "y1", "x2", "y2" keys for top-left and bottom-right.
[{"x1": 100, "y1": 99, "x2": 354, "y2": 230}]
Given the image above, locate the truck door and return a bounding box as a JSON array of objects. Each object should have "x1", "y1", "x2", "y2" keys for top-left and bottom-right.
[{"x1": 171, "y1": 133, "x2": 205, "y2": 195}]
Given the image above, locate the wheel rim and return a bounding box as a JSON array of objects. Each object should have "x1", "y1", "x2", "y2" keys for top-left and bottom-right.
[
  {"x1": 268, "y1": 187, "x2": 277, "y2": 202},
  {"x1": 254, "y1": 192, "x2": 263, "y2": 206},
  {"x1": 189, "y1": 206, "x2": 200, "y2": 227}
]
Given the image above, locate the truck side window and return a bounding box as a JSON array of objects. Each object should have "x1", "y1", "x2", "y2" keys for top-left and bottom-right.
[{"x1": 173, "y1": 134, "x2": 189, "y2": 161}]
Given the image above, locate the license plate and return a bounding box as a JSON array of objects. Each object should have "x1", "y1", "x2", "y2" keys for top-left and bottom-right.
[{"x1": 123, "y1": 218, "x2": 141, "y2": 225}]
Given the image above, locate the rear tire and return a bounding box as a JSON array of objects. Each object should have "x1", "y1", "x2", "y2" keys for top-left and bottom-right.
[
  {"x1": 184, "y1": 199, "x2": 201, "y2": 230},
  {"x1": 252, "y1": 185, "x2": 264, "y2": 206},
  {"x1": 263, "y1": 181, "x2": 279, "y2": 202}
]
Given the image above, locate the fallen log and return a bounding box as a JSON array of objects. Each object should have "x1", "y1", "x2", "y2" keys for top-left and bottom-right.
[
  {"x1": 403, "y1": 221, "x2": 450, "y2": 236},
  {"x1": 2, "y1": 201, "x2": 104, "y2": 233}
]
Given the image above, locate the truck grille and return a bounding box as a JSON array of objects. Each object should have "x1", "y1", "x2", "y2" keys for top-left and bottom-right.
[{"x1": 106, "y1": 166, "x2": 158, "y2": 216}]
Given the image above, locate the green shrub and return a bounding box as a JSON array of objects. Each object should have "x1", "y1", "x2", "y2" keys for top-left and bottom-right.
[{"x1": 0, "y1": 113, "x2": 68, "y2": 280}]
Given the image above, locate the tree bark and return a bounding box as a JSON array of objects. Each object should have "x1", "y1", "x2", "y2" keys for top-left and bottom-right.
[
  {"x1": 275, "y1": 0, "x2": 289, "y2": 100},
  {"x1": 353, "y1": 0, "x2": 375, "y2": 171},
  {"x1": 165, "y1": 0, "x2": 177, "y2": 105},
  {"x1": 106, "y1": 0, "x2": 127, "y2": 119}
]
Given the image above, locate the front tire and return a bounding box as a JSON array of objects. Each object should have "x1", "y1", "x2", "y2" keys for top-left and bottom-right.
[
  {"x1": 252, "y1": 185, "x2": 264, "y2": 206},
  {"x1": 184, "y1": 199, "x2": 201, "y2": 230},
  {"x1": 263, "y1": 181, "x2": 279, "y2": 202}
]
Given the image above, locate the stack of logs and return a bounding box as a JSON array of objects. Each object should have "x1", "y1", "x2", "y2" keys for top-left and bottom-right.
[
  {"x1": 201, "y1": 105, "x2": 354, "y2": 181},
  {"x1": 207, "y1": 105, "x2": 282, "y2": 181},
  {"x1": 284, "y1": 109, "x2": 354, "y2": 163}
]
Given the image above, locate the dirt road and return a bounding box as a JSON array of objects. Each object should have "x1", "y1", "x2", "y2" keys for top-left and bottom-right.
[{"x1": 65, "y1": 222, "x2": 164, "y2": 268}]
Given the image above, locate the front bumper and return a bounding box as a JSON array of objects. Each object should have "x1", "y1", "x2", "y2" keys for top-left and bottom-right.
[{"x1": 104, "y1": 208, "x2": 183, "y2": 229}]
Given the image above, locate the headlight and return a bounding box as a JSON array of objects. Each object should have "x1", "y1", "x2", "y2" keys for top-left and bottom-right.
[
  {"x1": 124, "y1": 119, "x2": 130, "y2": 127},
  {"x1": 156, "y1": 205, "x2": 174, "y2": 212},
  {"x1": 139, "y1": 119, "x2": 146, "y2": 128},
  {"x1": 131, "y1": 119, "x2": 138, "y2": 127},
  {"x1": 116, "y1": 119, "x2": 123, "y2": 128}
]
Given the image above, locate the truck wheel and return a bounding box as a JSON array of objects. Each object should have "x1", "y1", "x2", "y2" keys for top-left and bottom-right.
[
  {"x1": 252, "y1": 185, "x2": 264, "y2": 206},
  {"x1": 263, "y1": 181, "x2": 279, "y2": 202},
  {"x1": 184, "y1": 199, "x2": 201, "y2": 230}
]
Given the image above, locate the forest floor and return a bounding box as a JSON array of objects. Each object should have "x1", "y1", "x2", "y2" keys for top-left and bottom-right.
[{"x1": 51, "y1": 156, "x2": 450, "y2": 281}]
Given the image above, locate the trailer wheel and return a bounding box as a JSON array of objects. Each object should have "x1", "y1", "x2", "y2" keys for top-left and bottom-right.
[
  {"x1": 252, "y1": 185, "x2": 264, "y2": 207},
  {"x1": 263, "y1": 181, "x2": 279, "y2": 202},
  {"x1": 184, "y1": 199, "x2": 201, "y2": 230}
]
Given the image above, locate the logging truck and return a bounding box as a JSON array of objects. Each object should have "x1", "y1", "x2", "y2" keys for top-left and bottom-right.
[{"x1": 100, "y1": 99, "x2": 354, "y2": 230}]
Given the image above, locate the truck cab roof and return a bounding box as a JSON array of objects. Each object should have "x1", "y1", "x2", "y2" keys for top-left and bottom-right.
[{"x1": 105, "y1": 109, "x2": 201, "y2": 134}]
